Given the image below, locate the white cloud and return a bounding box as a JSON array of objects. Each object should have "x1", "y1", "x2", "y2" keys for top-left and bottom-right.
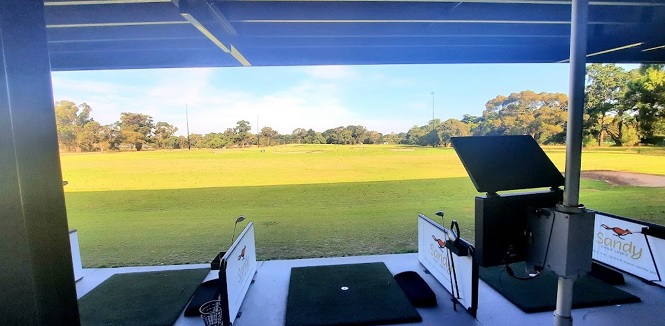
[
  {"x1": 51, "y1": 67, "x2": 420, "y2": 136},
  {"x1": 185, "y1": 81, "x2": 358, "y2": 135}
]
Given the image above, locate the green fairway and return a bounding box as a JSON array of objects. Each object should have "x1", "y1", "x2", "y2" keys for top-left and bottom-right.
[{"x1": 61, "y1": 145, "x2": 665, "y2": 267}]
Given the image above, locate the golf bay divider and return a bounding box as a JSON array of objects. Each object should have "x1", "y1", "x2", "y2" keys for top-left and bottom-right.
[
  {"x1": 69, "y1": 229, "x2": 83, "y2": 282},
  {"x1": 592, "y1": 211, "x2": 664, "y2": 287},
  {"x1": 417, "y1": 214, "x2": 478, "y2": 317},
  {"x1": 219, "y1": 222, "x2": 258, "y2": 325}
]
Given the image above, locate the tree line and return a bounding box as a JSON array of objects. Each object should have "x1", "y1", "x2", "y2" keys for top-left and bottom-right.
[{"x1": 55, "y1": 64, "x2": 664, "y2": 152}]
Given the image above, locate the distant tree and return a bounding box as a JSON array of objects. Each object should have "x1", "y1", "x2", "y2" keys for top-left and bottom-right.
[
  {"x1": 276, "y1": 134, "x2": 294, "y2": 145},
  {"x1": 423, "y1": 128, "x2": 443, "y2": 147},
  {"x1": 188, "y1": 134, "x2": 203, "y2": 148},
  {"x1": 164, "y1": 136, "x2": 181, "y2": 149},
  {"x1": 439, "y1": 118, "x2": 471, "y2": 147},
  {"x1": 424, "y1": 119, "x2": 445, "y2": 147},
  {"x1": 460, "y1": 114, "x2": 482, "y2": 135},
  {"x1": 76, "y1": 120, "x2": 102, "y2": 152},
  {"x1": 234, "y1": 120, "x2": 252, "y2": 147},
  {"x1": 481, "y1": 91, "x2": 568, "y2": 143},
  {"x1": 382, "y1": 132, "x2": 403, "y2": 144},
  {"x1": 177, "y1": 136, "x2": 189, "y2": 149},
  {"x1": 584, "y1": 64, "x2": 631, "y2": 146},
  {"x1": 303, "y1": 129, "x2": 326, "y2": 144},
  {"x1": 618, "y1": 120, "x2": 640, "y2": 146},
  {"x1": 154, "y1": 122, "x2": 178, "y2": 149},
  {"x1": 260, "y1": 126, "x2": 279, "y2": 146},
  {"x1": 473, "y1": 111, "x2": 505, "y2": 136},
  {"x1": 404, "y1": 125, "x2": 427, "y2": 145},
  {"x1": 54, "y1": 100, "x2": 95, "y2": 151},
  {"x1": 99, "y1": 123, "x2": 123, "y2": 151},
  {"x1": 292, "y1": 128, "x2": 307, "y2": 144},
  {"x1": 200, "y1": 131, "x2": 234, "y2": 149},
  {"x1": 346, "y1": 125, "x2": 368, "y2": 144},
  {"x1": 625, "y1": 65, "x2": 665, "y2": 143},
  {"x1": 365, "y1": 131, "x2": 382, "y2": 144},
  {"x1": 119, "y1": 112, "x2": 154, "y2": 151},
  {"x1": 323, "y1": 126, "x2": 353, "y2": 144}
]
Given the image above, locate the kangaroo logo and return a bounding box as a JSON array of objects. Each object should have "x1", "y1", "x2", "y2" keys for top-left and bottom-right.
[
  {"x1": 600, "y1": 224, "x2": 635, "y2": 239},
  {"x1": 238, "y1": 245, "x2": 247, "y2": 260}
]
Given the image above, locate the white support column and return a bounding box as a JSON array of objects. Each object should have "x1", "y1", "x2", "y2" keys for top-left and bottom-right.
[
  {"x1": 554, "y1": 277, "x2": 576, "y2": 326},
  {"x1": 0, "y1": 1, "x2": 80, "y2": 325},
  {"x1": 556, "y1": 0, "x2": 589, "y2": 325},
  {"x1": 563, "y1": 0, "x2": 589, "y2": 208}
]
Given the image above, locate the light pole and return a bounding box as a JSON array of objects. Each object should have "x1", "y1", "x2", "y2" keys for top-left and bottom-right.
[
  {"x1": 431, "y1": 91, "x2": 435, "y2": 122},
  {"x1": 185, "y1": 103, "x2": 191, "y2": 150}
]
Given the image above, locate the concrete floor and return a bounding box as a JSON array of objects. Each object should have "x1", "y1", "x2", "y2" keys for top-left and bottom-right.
[{"x1": 76, "y1": 253, "x2": 665, "y2": 326}]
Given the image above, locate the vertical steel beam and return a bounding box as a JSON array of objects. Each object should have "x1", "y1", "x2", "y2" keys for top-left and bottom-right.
[
  {"x1": 0, "y1": 1, "x2": 80, "y2": 325},
  {"x1": 556, "y1": 0, "x2": 589, "y2": 325},
  {"x1": 563, "y1": 0, "x2": 588, "y2": 208},
  {"x1": 555, "y1": 277, "x2": 576, "y2": 326}
]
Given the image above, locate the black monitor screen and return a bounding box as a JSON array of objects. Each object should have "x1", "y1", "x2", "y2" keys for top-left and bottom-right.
[{"x1": 451, "y1": 135, "x2": 564, "y2": 193}]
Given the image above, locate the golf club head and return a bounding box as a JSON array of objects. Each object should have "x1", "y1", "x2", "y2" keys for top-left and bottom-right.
[
  {"x1": 235, "y1": 215, "x2": 246, "y2": 224},
  {"x1": 435, "y1": 211, "x2": 445, "y2": 227},
  {"x1": 231, "y1": 215, "x2": 247, "y2": 245}
]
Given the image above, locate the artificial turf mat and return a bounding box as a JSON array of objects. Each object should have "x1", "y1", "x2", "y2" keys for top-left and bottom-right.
[
  {"x1": 480, "y1": 262, "x2": 641, "y2": 313},
  {"x1": 184, "y1": 278, "x2": 221, "y2": 316},
  {"x1": 285, "y1": 262, "x2": 421, "y2": 326},
  {"x1": 78, "y1": 268, "x2": 209, "y2": 326}
]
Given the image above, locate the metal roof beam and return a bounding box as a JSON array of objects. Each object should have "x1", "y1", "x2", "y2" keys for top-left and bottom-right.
[
  {"x1": 232, "y1": 35, "x2": 569, "y2": 48},
  {"x1": 176, "y1": 0, "x2": 251, "y2": 65},
  {"x1": 219, "y1": 1, "x2": 657, "y2": 24},
  {"x1": 234, "y1": 22, "x2": 575, "y2": 37},
  {"x1": 49, "y1": 47, "x2": 241, "y2": 71},
  {"x1": 45, "y1": 0, "x2": 172, "y2": 5},
  {"x1": 44, "y1": 2, "x2": 185, "y2": 26},
  {"x1": 48, "y1": 37, "x2": 215, "y2": 53},
  {"x1": 242, "y1": 45, "x2": 570, "y2": 65},
  {"x1": 46, "y1": 24, "x2": 205, "y2": 42}
]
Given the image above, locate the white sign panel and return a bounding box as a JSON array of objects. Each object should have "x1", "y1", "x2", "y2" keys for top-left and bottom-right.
[
  {"x1": 223, "y1": 222, "x2": 258, "y2": 324},
  {"x1": 69, "y1": 230, "x2": 83, "y2": 282},
  {"x1": 592, "y1": 213, "x2": 658, "y2": 281},
  {"x1": 418, "y1": 215, "x2": 475, "y2": 313},
  {"x1": 645, "y1": 235, "x2": 665, "y2": 287}
]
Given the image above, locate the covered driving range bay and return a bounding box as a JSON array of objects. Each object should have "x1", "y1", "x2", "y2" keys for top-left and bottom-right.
[
  {"x1": 3, "y1": 1, "x2": 665, "y2": 326},
  {"x1": 285, "y1": 263, "x2": 421, "y2": 326}
]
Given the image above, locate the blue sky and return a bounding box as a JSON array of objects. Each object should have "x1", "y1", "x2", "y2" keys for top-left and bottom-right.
[{"x1": 50, "y1": 64, "x2": 634, "y2": 136}]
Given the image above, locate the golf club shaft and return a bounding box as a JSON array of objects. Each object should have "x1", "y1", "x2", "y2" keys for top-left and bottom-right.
[
  {"x1": 449, "y1": 248, "x2": 460, "y2": 299},
  {"x1": 445, "y1": 246, "x2": 457, "y2": 311},
  {"x1": 231, "y1": 223, "x2": 238, "y2": 245}
]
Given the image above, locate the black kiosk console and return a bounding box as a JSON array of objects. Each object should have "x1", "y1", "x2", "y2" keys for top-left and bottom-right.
[{"x1": 451, "y1": 135, "x2": 594, "y2": 276}]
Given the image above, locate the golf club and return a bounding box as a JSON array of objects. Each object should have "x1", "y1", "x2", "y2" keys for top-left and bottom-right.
[
  {"x1": 448, "y1": 220, "x2": 461, "y2": 304},
  {"x1": 231, "y1": 215, "x2": 246, "y2": 245},
  {"x1": 435, "y1": 210, "x2": 444, "y2": 226}
]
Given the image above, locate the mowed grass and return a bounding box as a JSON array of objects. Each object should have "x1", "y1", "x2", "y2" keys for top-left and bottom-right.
[{"x1": 61, "y1": 144, "x2": 665, "y2": 267}]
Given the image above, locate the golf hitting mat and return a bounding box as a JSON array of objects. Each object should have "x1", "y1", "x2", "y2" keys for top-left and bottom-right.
[
  {"x1": 480, "y1": 262, "x2": 641, "y2": 313},
  {"x1": 78, "y1": 268, "x2": 209, "y2": 326},
  {"x1": 285, "y1": 262, "x2": 422, "y2": 326}
]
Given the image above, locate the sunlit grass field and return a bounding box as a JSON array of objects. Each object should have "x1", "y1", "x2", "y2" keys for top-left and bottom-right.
[{"x1": 61, "y1": 144, "x2": 665, "y2": 267}]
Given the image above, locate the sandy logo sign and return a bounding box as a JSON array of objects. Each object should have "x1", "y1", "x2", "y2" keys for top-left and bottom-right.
[
  {"x1": 596, "y1": 224, "x2": 642, "y2": 259},
  {"x1": 592, "y1": 213, "x2": 658, "y2": 281},
  {"x1": 431, "y1": 235, "x2": 452, "y2": 272},
  {"x1": 418, "y1": 214, "x2": 477, "y2": 315}
]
